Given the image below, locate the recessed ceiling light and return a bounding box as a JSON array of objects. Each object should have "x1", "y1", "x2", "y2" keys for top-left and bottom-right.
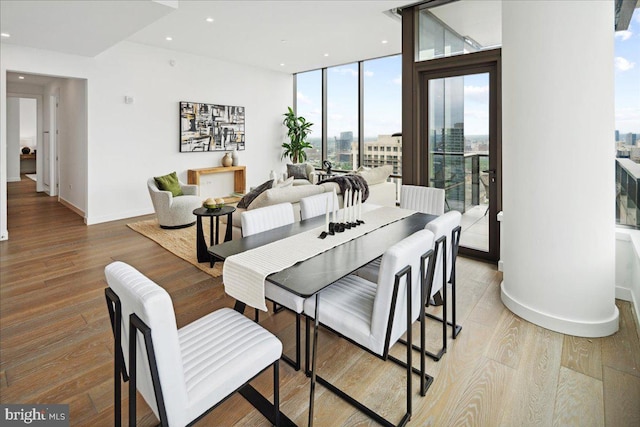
[
  {"x1": 324, "y1": 53, "x2": 329, "y2": 57},
  {"x1": 381, "y1": 40, "x2": 388, "y2": 44},
  {"x1": 206, "y1": 17, "x2": 214, "y2": 22},
  {"x1": 165, "y1": 36, "x2": 173, "y2": 41},
  {"x1": 281, "y1": 40, "x2": 287, "y2": 43},
  {"x1": 280, "y1": 63, "x2": 285, "y2": 67},
  {"x1": 18, "y1": 76, "x2": 24, "y2": 79},
  {"x1": 1, "y1": 33, "x2": 10, "y2": 38}
]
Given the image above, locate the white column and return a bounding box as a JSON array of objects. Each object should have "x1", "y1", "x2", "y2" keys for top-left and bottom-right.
[{"x1": 501, "y1": 0, "x2": 618, "y2": 337}]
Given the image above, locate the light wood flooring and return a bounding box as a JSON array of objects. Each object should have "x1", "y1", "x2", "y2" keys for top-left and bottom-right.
[{"x1": 1, "y1": 177, "x2": 639, "y2": 426}]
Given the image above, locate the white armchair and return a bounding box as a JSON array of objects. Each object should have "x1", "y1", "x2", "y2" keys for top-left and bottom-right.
[{"x1": 147, "y1": 178, "x2": 202, "y2": 229}]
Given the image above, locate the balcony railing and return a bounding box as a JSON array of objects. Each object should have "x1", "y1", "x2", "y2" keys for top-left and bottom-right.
[{"x1": 616, "y1": 158, "x2": 640, "y2": 229}]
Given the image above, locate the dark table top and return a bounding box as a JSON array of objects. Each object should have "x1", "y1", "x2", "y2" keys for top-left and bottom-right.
[
  {"x1": 193, "y1": 205, "x2": 236, "y2": 217},
  {"x1": 209, "y1": 211, "x2": 436, "y2": 298}
]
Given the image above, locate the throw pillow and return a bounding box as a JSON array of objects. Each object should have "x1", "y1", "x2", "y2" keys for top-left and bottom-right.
[
  {"x1": 237, "y1": 179, "x2": 274, "y2": 209},
  {"x1": 154, "y1": 171, "x2": 183, "y2": 197},
  {"x1": 274, "y1": 176, "x2": 294, "y2": 188},
  {"x1": 287, "y1": 163, "x2": 308, "y2": 180},
  {"x1": 356, "y1": 165, "x2": 393, "y2": 185}
]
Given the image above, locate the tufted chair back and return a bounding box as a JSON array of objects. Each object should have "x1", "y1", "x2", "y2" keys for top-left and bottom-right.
[
  {"x1": 369, "y1": 229, "x2": 435, "y2": 355},
  {"x1": 105, "y1": 261, "x2": 188, "y2": 426},
  {"x1": 299, "y1": 191, "x2": 339, "y2": 220},
  {"x1": 425, "y1": 210, "x2": 462, "y2": 298},
  {"x1": 241, "y1": 203, "x2": 295, "y2": 236},
  {"x1": 400, "y1": 185, "x2": 445, "y2": 216}
]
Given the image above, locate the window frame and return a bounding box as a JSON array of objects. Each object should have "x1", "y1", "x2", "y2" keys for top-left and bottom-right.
[{"x1": 294, "y1": 54, "x2": 402, "y2": 179}]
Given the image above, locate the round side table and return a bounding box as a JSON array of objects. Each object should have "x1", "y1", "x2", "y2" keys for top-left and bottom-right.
[{"x1": 193, "y1": 206, "x2": 236, "y2": 266}]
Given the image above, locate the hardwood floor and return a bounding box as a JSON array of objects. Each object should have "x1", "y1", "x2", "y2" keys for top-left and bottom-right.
[{"x1": 1, "y1": 176, "x2": 639, "y2": 426}]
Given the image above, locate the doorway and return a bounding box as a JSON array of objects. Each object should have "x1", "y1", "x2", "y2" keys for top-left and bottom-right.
[{"x1": 419, "y1": 56, "x2": 501, "y2": 261}]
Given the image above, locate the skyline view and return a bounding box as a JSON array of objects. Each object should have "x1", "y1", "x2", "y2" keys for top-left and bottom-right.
[
  {"x1": 615, "y1": 8, "x2": 640, "y2": 135},
  {"x1": 298, "y1": 7, "x2": 639, "y2": 145}
]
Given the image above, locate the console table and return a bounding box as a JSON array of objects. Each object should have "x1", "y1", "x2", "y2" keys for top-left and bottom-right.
[{"x1": 187, "y1": 166, "x2": 246, "y2": 203}]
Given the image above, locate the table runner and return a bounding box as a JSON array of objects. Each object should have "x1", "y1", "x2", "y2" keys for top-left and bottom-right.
[{"x1": 222, "y1": 206, "x2": 415, "y2": 310}]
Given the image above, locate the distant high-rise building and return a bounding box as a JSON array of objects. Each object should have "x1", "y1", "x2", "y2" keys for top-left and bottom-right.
[
  {"x1": 615, "y1": 130, "x2": 620, "y2": 142},
  {"x1": 335, "y1": 131, "x2": 353, "y2": 152},
  {"x1": 626, "y1": 132, "x2": 637, "y2": 146},
  {"x1": 362, "y1": 135, "x2": 402, "y2": 175}
]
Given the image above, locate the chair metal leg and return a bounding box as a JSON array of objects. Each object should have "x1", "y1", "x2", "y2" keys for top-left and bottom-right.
[
  {"x1": 305, "y1": 316, "x2": 311, "y2": 376},
  {"x1": 274, "y1": 361, "x2": 280, "y2": 427},
  {"x1": 105, "y1": 288, "x2": 129, "y2": 427},
  {"x1": 279, "y1": 313, "x2": 301, "y2": 371},
  {"x1": 310, "y1": 267, "x2": 426, "y2": 427},
  {"x1": 308, "y1": 296, "x2": 320, "y2": 427}
]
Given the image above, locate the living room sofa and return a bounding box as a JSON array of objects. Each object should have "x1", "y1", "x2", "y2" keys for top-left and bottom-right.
[{"x1": 221, "y1": 166, "x2": 397, "y2": 240}]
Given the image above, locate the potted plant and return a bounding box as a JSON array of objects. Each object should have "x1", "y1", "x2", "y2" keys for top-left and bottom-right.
[{"x1": 281, "y1": 106, "x2": 313, "y2": 163}]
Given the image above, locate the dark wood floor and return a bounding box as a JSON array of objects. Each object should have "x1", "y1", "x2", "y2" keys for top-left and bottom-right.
[{"x1": 1, "y1": 176, "x2": 639, "y2": 426}]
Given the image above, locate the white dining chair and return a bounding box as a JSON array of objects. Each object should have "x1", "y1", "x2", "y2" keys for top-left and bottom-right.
[
  {"x1": 400, "y1": 185, "x2": 446, "y2": 216},
  {"x1": 104, "y1": 261, "x2": 282, "y2": 427},
  {"x1": 299, "y1": 192, "x2": 339, "y2": 221},
  {"x1": 240, "y1": 202, "x2": 304, "y2": 370},
  {"x1": 356, "y1": 185, "x2": 444, "y2": 284},
  {"x1": 240, "y1": 202, "x2": 295, "y2": 237},
  {"x1": 303, "y1": 229, "x2": 436, "y2": 426},
  {"x1": 355, "y1": 210, "x2": 461, "y2": 361},
  {"x1": 425, "y1": 210, "x2": 463, "y2": 348}
]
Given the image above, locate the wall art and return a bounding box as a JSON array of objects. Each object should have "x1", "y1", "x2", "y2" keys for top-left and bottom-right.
[{"x1": 180, "y1": 101, "x2": 245, "y2": 152}]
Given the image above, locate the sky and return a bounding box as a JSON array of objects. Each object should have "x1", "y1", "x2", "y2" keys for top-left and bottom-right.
[
  {"x1": 297, "y1": 8, "x2": 640, "y2": 140},
  {"x1": 614, "y1": 8, "x2": 640, "y2": 135}
]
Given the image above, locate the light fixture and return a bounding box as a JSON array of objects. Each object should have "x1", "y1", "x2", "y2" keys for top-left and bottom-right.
[
  {"x1": 280, "y1": 63, "x2": 285, "y2": 67},
  {"x1": 381, "y1": 40, "x2": 388, "y2": 44},
  {"x1": 0, "y1": 33, "x2": 10, "y2": 38},
  {"x1": 463, "y1": 36, "x2": 482, "y2": 51},
  {"x1": 165, "y1": 36, "x2": 173, "y2": 41},
  {"x1": 206, "y1": 17, "x2": 214, "y2": 22},
  {"x1": 18, "y1": 76, "x2": 24, "y2": 79},
  {"x1": 324, "y1": 53, "x2": 329, "y2": 57}
]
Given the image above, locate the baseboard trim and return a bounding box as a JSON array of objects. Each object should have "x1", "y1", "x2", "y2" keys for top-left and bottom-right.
[
  {"x1": 501, "y1": 280, "x2": 619, "y2": 337},
  {"x1": 59, "y1": 198, "x2": 85, "y2": 219}
]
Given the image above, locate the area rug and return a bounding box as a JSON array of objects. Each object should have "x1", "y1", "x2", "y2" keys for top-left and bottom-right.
[{"x1": 127, "y1": 219, "x2": 223, "y2": 277}]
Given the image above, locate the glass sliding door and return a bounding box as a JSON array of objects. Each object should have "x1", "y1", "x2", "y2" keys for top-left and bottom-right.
[{"x1": 421, "y1": 64, "x2": 499, "y2": 260}]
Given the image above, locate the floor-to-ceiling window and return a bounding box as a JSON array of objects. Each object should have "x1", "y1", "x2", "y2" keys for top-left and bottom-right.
[
  {"x1": 295, "y1": 69, "x2": 322, "y2": 168},
  {"x1": 294, "y1": 54, "x2": 403, "y2": 195},
  {"x1": 403, "y1": 3, "x2": 502, "y2": 261},
  {"x1": 614, "y1": 7, "x2": 640, "y2": 230},
  {"x1": 363, "y1": 55, "x2": 403, "y2": 196},
  {"x1": 327, "y1": 63, "x2": 359, "y2": 171}
]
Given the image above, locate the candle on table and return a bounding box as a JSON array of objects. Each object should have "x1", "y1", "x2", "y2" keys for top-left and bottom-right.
[
  {"x1": 344, "y1": 189, "x2": 350, "y2": 223},
  {"x1": 325, "y1": 197, "x2": 329, "y2": 232}
]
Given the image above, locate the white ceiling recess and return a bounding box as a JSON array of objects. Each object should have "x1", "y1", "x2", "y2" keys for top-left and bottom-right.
[{"x1": 0, "y1": 0, "x2": 177, "y2": 57}]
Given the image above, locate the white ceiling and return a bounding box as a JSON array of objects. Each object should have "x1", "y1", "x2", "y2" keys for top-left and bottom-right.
[{"x1": 0, "y1": 0, "x2": 502, "y2": 74}]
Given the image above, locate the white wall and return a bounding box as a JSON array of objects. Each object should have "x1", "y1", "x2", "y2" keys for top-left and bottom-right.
[
  {"x1": 19, "y1": 98, "x2": 37, "y2": 149},
  {"x1": 501, "y1": 1, "x2": 618, "y2": 337},
  {"x1": 616, "y1": 230, "x2": 640, "y2": 329},
  {"x1": 57, "y1": 78, "x2": 87, "y2": 213},
  {"x1": 0, "y1": 41, "x2": 292, "y2": 237},
  {"x1": 6, "y1": 98, "x2": 20, "y2": 182}
]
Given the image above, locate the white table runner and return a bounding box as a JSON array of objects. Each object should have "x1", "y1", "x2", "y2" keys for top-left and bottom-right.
[{"x1": 223, "y1": 206, "x2": 416, "y2": 310}]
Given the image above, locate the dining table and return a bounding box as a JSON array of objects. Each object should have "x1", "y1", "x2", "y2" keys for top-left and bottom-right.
[{"x1": 208, "y1": 205, "x2": 437, "y2": 427}]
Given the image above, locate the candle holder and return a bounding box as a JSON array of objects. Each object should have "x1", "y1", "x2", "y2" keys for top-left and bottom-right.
[{"x1": 328, "y1": 222, "x2": 336, "y2": 235}]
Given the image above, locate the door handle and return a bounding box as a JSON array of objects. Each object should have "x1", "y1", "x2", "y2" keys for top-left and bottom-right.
[{"x1": 483, "y1": 169, "x2": 497, "y2": 183}]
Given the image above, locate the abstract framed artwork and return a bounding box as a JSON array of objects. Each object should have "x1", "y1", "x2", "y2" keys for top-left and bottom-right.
[{"x1": 179, "y1": 101, "x2": 245, "y2": 152}]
